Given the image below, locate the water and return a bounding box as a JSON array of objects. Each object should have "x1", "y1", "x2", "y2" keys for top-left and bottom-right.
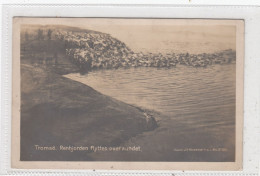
[
  {"x1": 64, "y1": 64, "x2": 236, "y2": 161},
  {"x1": 65, "y1": 64, "x2": 235, "y2": 125}
]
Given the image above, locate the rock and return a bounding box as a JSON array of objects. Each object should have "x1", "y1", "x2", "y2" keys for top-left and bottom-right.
[{"x1": 143, "y1": 112, "x2": 158, "y2": 131}]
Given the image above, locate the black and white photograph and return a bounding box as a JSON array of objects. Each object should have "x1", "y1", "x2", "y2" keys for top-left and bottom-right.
[{"x1": 11, "y1": 18, "x2": 244, "y2": 170}]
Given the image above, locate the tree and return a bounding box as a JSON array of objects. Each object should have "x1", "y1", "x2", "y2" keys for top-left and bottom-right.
[
  {"x1": 37, "y1": 29, "x2": 43, "y2": 40},
  {"x1": 47, "y1": 29, "x2": 53, "y2": 40},
  {"x1": 25, "y1": 31, "x2": 29, "y2": 41}
]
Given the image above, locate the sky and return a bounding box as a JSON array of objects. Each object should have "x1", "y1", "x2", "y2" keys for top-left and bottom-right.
[{"x1": 76, "y1": 19, "x2": 236, "y2": 54}]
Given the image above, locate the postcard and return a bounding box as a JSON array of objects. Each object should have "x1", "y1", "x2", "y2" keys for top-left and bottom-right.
[{"x1": 12, "y1": 18, "x2": 244, "y2": 170}]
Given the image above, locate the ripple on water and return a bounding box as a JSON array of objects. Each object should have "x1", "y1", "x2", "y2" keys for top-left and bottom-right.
[{"x1": 64, "y1": 64, "x2": 236, "y2": 131}]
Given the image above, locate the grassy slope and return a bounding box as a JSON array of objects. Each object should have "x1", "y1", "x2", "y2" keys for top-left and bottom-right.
[{"x1": 21, "y1": 63, "x2": 157, "y2": 161}]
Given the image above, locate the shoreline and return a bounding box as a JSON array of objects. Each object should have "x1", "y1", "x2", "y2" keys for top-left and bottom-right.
[{"x1": 20, "y1": 63, "x2": 159, "y2": 161}]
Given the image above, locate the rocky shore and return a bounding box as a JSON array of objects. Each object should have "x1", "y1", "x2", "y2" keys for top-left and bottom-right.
[
  {"x1": 21, "y1": 25, "x2": 236, "y2": 74},
  {"x1": 54, "y1": 31, "x2": 235, "y2": 72}
]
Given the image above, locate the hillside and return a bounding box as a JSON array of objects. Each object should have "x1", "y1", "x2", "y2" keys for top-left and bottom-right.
[
  {"x1": 21, "y1": 64, "x2": 157, "y2": 161},
  {"x1": 57, "y1": 27, "x2": 236, "y2": 71}
]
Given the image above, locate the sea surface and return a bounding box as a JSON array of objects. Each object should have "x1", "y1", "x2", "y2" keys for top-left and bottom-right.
[
  {"x1": 65, "y1": 64, "x2": 235, "y2": 127},
  {"x1": 64, "y1": 63, "x2": 236, "y2": 161}
]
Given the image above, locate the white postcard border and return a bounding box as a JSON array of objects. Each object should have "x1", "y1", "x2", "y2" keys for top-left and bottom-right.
[{"x1": 1, "y1": 3, "x2": 260, "y2": 175}]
